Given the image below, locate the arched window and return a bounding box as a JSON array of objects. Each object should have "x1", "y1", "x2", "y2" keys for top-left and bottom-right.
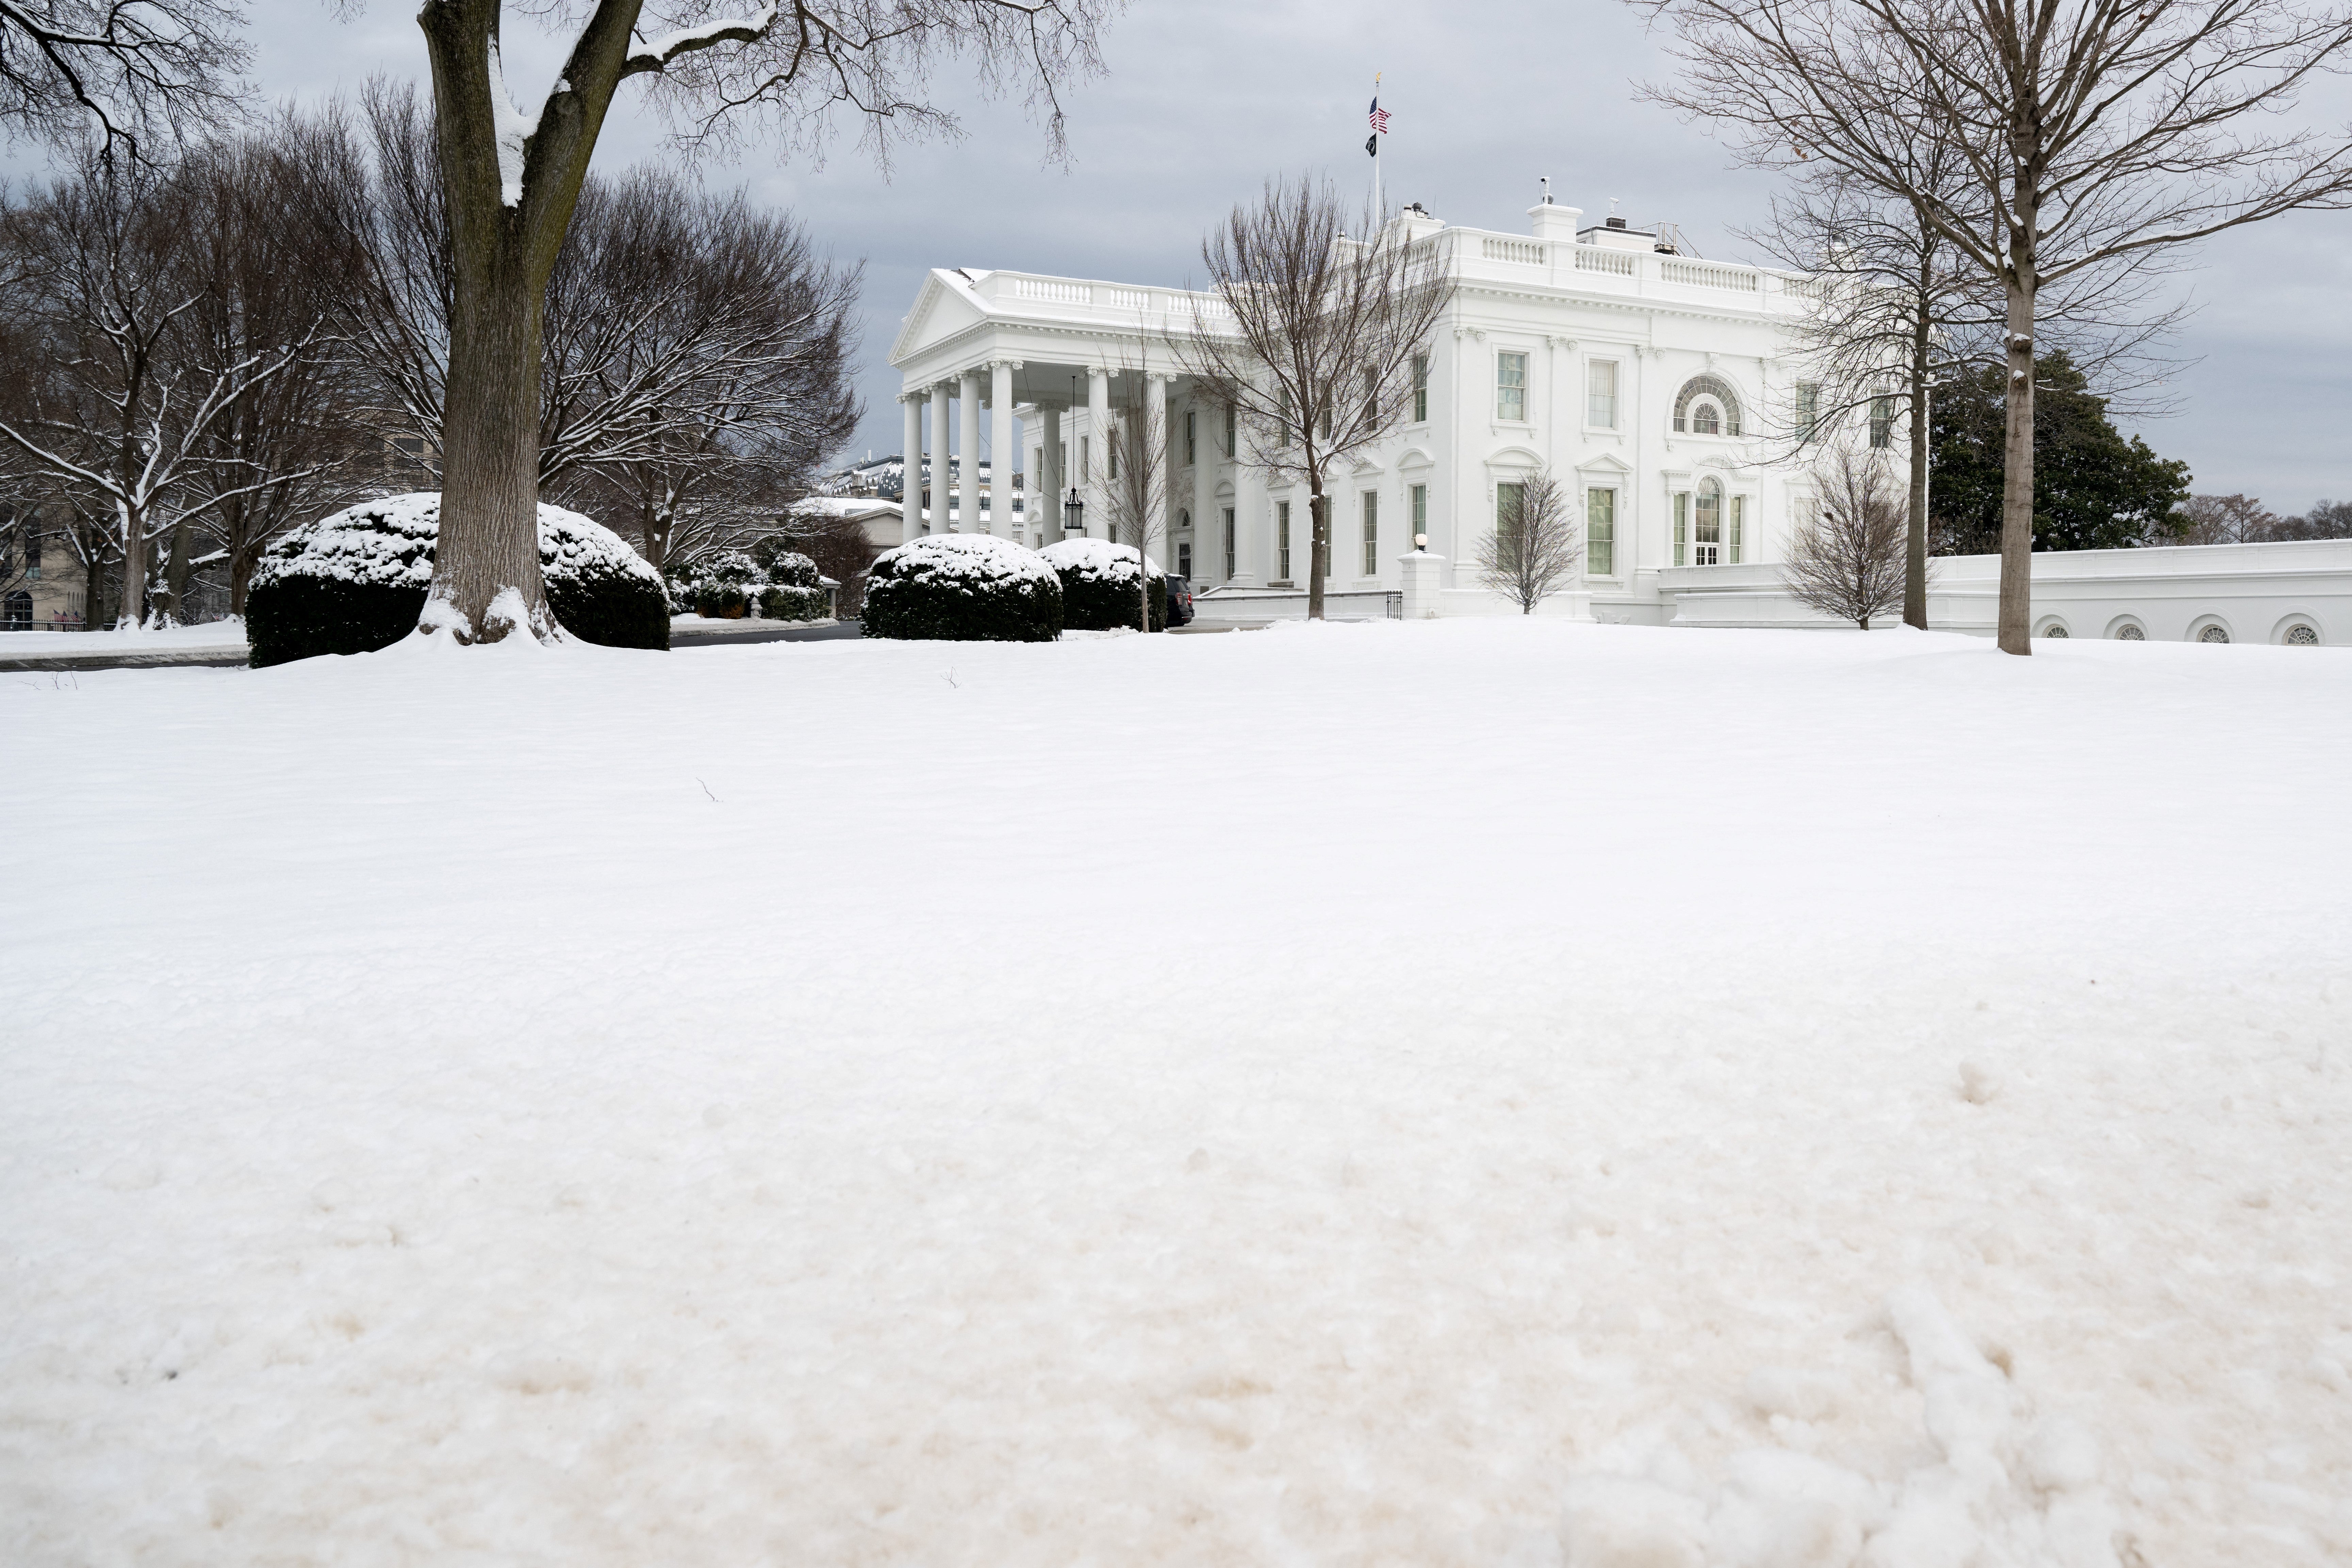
[{"x1": 1673, "y1": 375, "x2": 1743, "y2": 436}]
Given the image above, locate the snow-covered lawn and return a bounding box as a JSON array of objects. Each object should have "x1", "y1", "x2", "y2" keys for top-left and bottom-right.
[
  {"x1": 4, "y1": 622, "x2": 2348, "y2": 1567},
  {"x1": 0, "y1": 618, "x2": 248, "y2": 657}
]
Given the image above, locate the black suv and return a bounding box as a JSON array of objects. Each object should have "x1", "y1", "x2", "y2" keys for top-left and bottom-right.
[{"x1": 1164, "y1": 575, "x2": 1196, "y2": 627}]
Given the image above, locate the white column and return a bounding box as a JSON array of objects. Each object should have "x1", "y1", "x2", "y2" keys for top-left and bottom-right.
[
  {"x1": 1191, "y1": 392, "x2": 1215, "y2": 581},
  {"x1": 1086, "y1": 367, "x2": 1110, "y2": 539},
  {"x1": 957, "y1": 369, "x2": 982, "y2": 533},
  {"x1": 928, "y1": 383, "x2": 951, "y2": 535},
  {"x1": 1041, "y1": 406, "x2": 1064, "y2": 539},
  {"x1": 922, "y1": 381, "x2": 950, "y2": 533},
  {"x1": 1146, "y1": 374, "x2": 1173, "y2": 568},
  {"x1": 989, "y1": 361, "x2": 1016, "y2": 539},
  {"x1": 1231, "y1": 457, "x2": 1263, "y2": 587},
  {"x1": 899, "y1": 393, "x2": 922, "y2": 545}
]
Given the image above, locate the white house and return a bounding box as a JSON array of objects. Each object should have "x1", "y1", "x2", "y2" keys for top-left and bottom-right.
[
  {"x1": 887, "y1": 196, "x2": 1837, "y2": 622},
  {"x1": 886, "y1": 194, "x2": 2351, "y2": 643}
]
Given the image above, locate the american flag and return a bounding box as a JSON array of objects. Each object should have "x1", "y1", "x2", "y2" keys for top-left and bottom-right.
[{"x1": 1368, "y1": 97, "x2": 1390, "y2": 135}]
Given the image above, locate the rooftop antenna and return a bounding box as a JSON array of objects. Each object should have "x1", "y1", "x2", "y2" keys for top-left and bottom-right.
[
  {"x1": 1609, "y1": 196, "x2": 1621, "y2": 217},
  {"x1": 1540, "y1": 175, "x2": 1551, "y2": 205}
]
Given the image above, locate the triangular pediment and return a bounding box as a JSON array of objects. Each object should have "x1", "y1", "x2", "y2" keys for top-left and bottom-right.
[{"x1": 889, "y1": 271, "x2": 988, "y2": 368}]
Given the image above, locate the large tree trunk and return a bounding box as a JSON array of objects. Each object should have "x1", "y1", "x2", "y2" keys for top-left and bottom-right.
[
  {"x1": 417, "y1": 0, "x2": 635, "y2": 643},
  {"x1": 1997, "y1": 277, "x2": 2035, "y2": 654},
  {"x1": 163, "y1": 517, "x2": 193, "y2": 622},
  {"x1": 1306, "y1": 487, "x2": 1328, "y2": 621},
  {"x1": 83, "y1": 537, "x2": 105, "y2": 630},
  {"x1": 1904, "y1": 311, "x2": 1930, "y2": 631},
  {"x1": 115, "y1": 501, "x2": 145, "y2": 629},
  {"x1": 1996, "y1": 164, "x2": 2039, "y2": 657},
  {"x1": 434, "y1": 259, "x2": 550, "y2": 640}
]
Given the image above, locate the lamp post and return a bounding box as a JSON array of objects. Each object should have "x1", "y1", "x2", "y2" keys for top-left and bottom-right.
[{"x1": 1062, "y1": 487, "x2": 1085, "y2": 541}]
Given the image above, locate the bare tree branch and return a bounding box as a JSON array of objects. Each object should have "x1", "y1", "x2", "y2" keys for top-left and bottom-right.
[{"x1": 1172, "y1": 177, "x2": 1453, "y2": 620}]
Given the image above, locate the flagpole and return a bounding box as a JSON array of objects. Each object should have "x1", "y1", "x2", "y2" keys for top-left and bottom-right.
[{"x1": 1372, "y1": 71, "x2": 1383, "y2": 224}]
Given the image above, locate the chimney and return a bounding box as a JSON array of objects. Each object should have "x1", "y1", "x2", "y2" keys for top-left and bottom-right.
[{"x1": 1528, "y1": 199, "x2": 1582, "y2": 243}]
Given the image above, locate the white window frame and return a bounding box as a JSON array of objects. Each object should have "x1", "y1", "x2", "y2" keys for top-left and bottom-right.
[
  {"x1": 1496, "y1": 350, "x2": 1530, "y2": 423},
  {"x1": 1361, "y1": 491, "x2": 1379, "y2": 576},
  {"x1": 1586, "y1": 359, "x2": 1621, "y2": 431},
  {"x1": 1586, "y1": 486, "x2": 1617, "y2": 577}
]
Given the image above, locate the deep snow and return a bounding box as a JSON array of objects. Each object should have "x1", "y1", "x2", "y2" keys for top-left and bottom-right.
[{"x1": 3, "y1": 621, "x2": 2348, "y2": 1567}]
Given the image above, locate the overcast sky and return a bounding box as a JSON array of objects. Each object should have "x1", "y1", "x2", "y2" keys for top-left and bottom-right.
[{"x1": 16, "y1": 0, "x2": 2351, "y2": 510}]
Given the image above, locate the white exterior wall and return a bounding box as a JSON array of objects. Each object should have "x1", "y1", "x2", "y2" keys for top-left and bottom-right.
[{"x1": 1663, "y1": 539, "x2": 2352, "y2": 644}]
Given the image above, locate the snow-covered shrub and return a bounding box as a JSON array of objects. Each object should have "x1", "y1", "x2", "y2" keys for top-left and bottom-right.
[
  {"x1": 681, "y1": 550, "x2": 759, "y2": 618},
  {"x1": 1040, "y1": 538, "x2": 1166, "y2": 632},
  {"x1": 750, "y1": 542, "x2": 823, "y2": 588},
  {"x1": 246, "y1": 493, "x2": 668, "y2": 666},
  {"x1": 863, "y1": 534, "x2": 1062, "y2": 642},
  {"x1": 757, "y1": 583, "x2": 832, "y2": 621}
]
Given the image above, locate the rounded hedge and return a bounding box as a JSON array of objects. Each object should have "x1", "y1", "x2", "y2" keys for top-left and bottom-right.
[
  {"x1": 247, "y1": 494, "x2": 669, "y2": 666},
  {"x1": 1039, "y1": 538, "x2": 1167, "y2": 632},
  {"x1": 750, "y1": 541, "x2": 824, "y2": 588},
  {"x1": 863, "y1": 534, "x2": 1062, "y2": 642}
]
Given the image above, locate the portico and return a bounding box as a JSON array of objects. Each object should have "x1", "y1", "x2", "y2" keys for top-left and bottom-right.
[{"x1": 889, "y1": 271, "x2": 1257, "y2": 582}]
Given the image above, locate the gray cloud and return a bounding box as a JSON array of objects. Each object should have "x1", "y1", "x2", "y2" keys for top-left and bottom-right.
[{"x1": 16, "y1": 0, "x2": 2351, "y2": 510}]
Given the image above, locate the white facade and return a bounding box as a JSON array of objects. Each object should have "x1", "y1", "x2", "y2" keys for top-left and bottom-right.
[{"x1": 886, "y1": 199, "x2": 1835, "y2": 620}]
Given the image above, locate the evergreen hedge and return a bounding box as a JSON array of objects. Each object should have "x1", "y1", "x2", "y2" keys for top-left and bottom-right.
[
  {"x1": 863, "y1": 534, "x2": 1062, "y2": 642},
  {"x1": 758, "y1": 584, "x2": 832, "y2": 621},
  {"x1": 247, "y1": 494, "x2": 668, "y2": 666},
  {"x1": 1039, "y1": 538, "x2": 1167, "y2": 631}
]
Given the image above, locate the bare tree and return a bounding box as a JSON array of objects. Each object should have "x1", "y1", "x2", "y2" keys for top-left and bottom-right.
[
  {"x1": 2174, "y1": 492, "x2": 2279, "y2": 545},
  {"x1": 1474, "y1": 466, "x2": 1580, "y2": 615},
  {"x1": 1094, "y1": 374, "x2": 1167, "y2": 633},
  {"x1": 1177, "y1": 177, "x2": 1454, "y2": 619},
  {"x1": 173, "y1": 116, "x2": 378, "y2": 614},
  {"x1": 0, "y1": 0, "x2": 248, "y2": 155},
  {"x1": 0, "y1": 146, "x2": 327, "y2": 627},
  {"x1": 330, "y1": 82, "x2": 864, "y2": 582},
  {"x1": 408, "y1": 0, "x2": 1110, "y2": 647},
  {"x1": 1784, "y1": 447, "x2": 1910, "y2": 629},
  {"x1": 1752, "y1": 165, "x2": 2187, "y2": 630},
  {"x1": 1642, "y1": 0, "x2": 2352, "y2": 654}
]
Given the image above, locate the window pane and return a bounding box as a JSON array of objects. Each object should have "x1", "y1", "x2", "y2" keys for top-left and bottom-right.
[
  {"x1": 1587, "y1": 487, "x2": 1615, "y2": 576},
  {"x1": 1497, "y1": 482, "x2": 1525, "y2": 543},
  {"x1": 1410, "y1": 483, "x2": 1427, "y2": 532},
  {"x1": 1587, "y1": 361, "x2": 1618, "y2": 428},
  {"x1": 1412, "y1": 353, "x2": 1429, "y2": 423},
  {"x1": 1278, "y1": 501, "x2": 1291, "y2": 580},
  {"x1": 1729, "y1": 496, "x2": 1745, "y2": 563},
  {"x1": 1362, "y1": 492, "x2": 1378, "y2": 575},
  {"x1": 1223, "y1": 508, "x2": 1236, "y2": 577},
  {"x1": 1869, "y1": 396, "x2": 1893, "y2": 449},
  {"x1": 1674, "y1": 492, "x2": 1688, "y2": 566},
  {"x1": 1497, "y1": 352, "x2": 1527, "y2": 421}
]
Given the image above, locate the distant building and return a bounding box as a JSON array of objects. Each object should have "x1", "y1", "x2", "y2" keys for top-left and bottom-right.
[{"x1": 1, "y1": 503, "x2": 87, "y2": 630}]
